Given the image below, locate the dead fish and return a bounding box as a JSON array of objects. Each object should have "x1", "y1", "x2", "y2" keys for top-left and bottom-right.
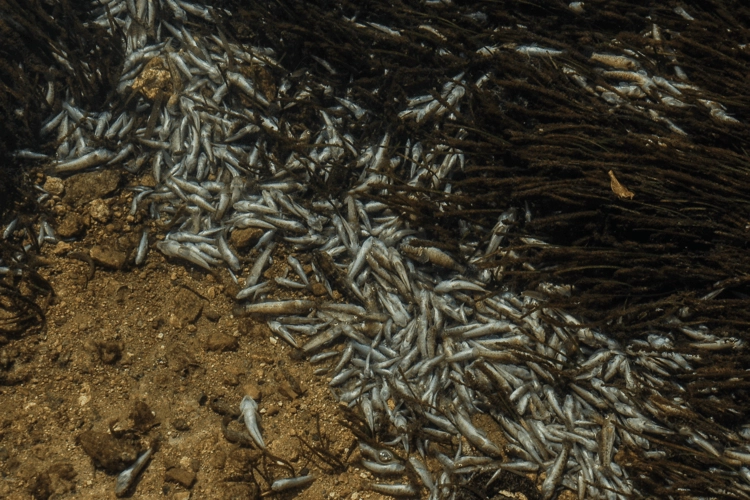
[
  {"x1": 115, "y1": 448, "x2": 153, "y2": 497},
  {"x1": 240, "y1": 395, "x2": 265, "y2": 449}
]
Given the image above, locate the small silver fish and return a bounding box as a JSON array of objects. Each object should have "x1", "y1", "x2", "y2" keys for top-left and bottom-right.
[
  {"x1": 115, "y1": 448, "x2": 153, "y2": 497},
  {"x1": 240, "y1": 396, "x2": 265, "y2": 449}
]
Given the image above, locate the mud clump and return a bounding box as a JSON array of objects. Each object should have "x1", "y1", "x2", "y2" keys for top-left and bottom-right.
[
  {"x1": 77, "y1": 431, "x2": 138, "y2": 473},
  {"x1": 90, "y1": 245, "x2": 127, "y2": 269}
]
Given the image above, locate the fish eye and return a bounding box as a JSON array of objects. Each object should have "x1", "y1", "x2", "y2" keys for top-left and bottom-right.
[{"x1": 377, "y1": 449, "x2": 394, "y2": 463}]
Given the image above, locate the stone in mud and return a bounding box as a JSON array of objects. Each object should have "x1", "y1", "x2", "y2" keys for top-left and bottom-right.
[
  {"x1": 64, "y1": 170, "x2": 120, "y2": 207},
  {"x1": 171, "y1": 418, "x2": 190, "y2": 431},
  {"x1": 164, "y1": 466, "x2": 196, "y2": 488},
  {"x1": 171, "y1": 288, "x2": 204, "y2": 324},
  {"x1": 43, "y1": 176, "x2": 65, "y2": 196},
  {"x1": 203, "y1": 307, "x2": 221, "y2": 322},
  {"x1": 90, "y1": 245, "x2": 127, "y2": 269},
  {"x1": 230, "y1": 228, "x2": 263, "y2": 250},
  {"x1": 56, "y1": 212, "x2": 84, "y2": 238},
  {"x1": 205, "y1": 332, "x2": 238, "y2": 352},
  {"x1": 129, "y1": 400, "x2": 159, "y2": 433},
  {"x1": 310, "y1": 282, "x2": 327, "y2": 296},
  {"x1": 77, "y1": 431, "x2": 138, "y2": 473},
  {"x1": 88, "y1": 199, "x2": 111, "y2": 223}
]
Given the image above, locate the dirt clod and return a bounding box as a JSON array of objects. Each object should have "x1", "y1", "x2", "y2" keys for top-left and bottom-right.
[
  {"x1": 230, "y1": 228, "x2": 263, "y2": 250},
  {"x1": 43, "y1": 177, "x2": 65, "y2": 196},
  {"x1": 77, "y1": 431, "x2": 138, "y2": 473},
  {"x1": 310, "y1": 282, "x2": 328, "y2": 296},
  {"x1": 172, "y1": 418, "x2": 190, "y2": 431},
  {"x1": 90, "y1": 245, "x2": 127, "y2": 269},
  {"x1": 171, "y1": 288, "x2": 204, "y2": 324},
  {"x1": 206, "y1": 332, "x2": 238, "y2": 352},
  {"x1": 88, "y1": 199, "x2": 111, "y2": 223},
  {"x1": 165, "y1": 466, "x2": 196, "y2": 488},
  {"x1": 63, "y1": 170, "x2": 120, "y2": 207},
  {"x1": 129, "y1": 400, "x2": 158, "y2": 433},
  {"x1": 56, "y1": 212, "x2": 84, "y2": 238}
]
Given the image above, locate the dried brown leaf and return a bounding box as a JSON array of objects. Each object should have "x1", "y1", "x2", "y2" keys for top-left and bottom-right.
[{"x1": 608, "y1": 170, "x2": 635, "y2": 199}]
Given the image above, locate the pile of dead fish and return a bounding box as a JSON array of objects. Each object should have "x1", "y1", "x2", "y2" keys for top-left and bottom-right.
[
  {"x1": 478, "y1": 18, "x2": 740, "y2": 136},
  {"x1": 13, "y1": 0, "x2": 750, "y2": 498}
]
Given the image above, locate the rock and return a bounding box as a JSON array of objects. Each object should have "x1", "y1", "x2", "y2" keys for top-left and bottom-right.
[
  {"x1": 77, "y1": 431, "x2": 138, "y2": 473},
  {"x1": 52, "y1": 241, "x2": 73, "y2": 255},
  {"x1": 172, "y1": 418, "x2": 190, "y2": 432},
  {"x1": 173, "y1": 492, "x2": 191, "y2": 500},
  {"x1": 43, "y1": 176, "x2": 65, "y2": 196},
  {"x1": 310, "y1": 282, "x2": 328, "y2": 296},
  {"x1": 203, "y1": 308, "x2": 221, "y2": 322},
  {"x1": 208, "y1": 397, "x2": 240, "y2": 418},
  {"x1": 63, "y1": 170, "x2": 120, "y2": 207},
  {"x1": 88, "y1": 199, "x2": 111, "y2": 223},
  {"x1": 56, "y1": 212, "x2": 84, "y2": 238},
  {"x1": 129, "y1": 400, "x2": 158, "y2": 433},
  {"x1": 165, "y1": 466, "x2": 196, "y2": 489},
  {"x1": 90, "y1": 245, "x2": 127, "y2": 269},
  {"x1": 171, "y1": 288, "x2": 203, "y2": 324},
  {"x1": 205, "y1": 332, "x2": 238, "y2": 352},
  {"x1": 230, "y1": 228, "x2": 263, "y2": 250}
]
